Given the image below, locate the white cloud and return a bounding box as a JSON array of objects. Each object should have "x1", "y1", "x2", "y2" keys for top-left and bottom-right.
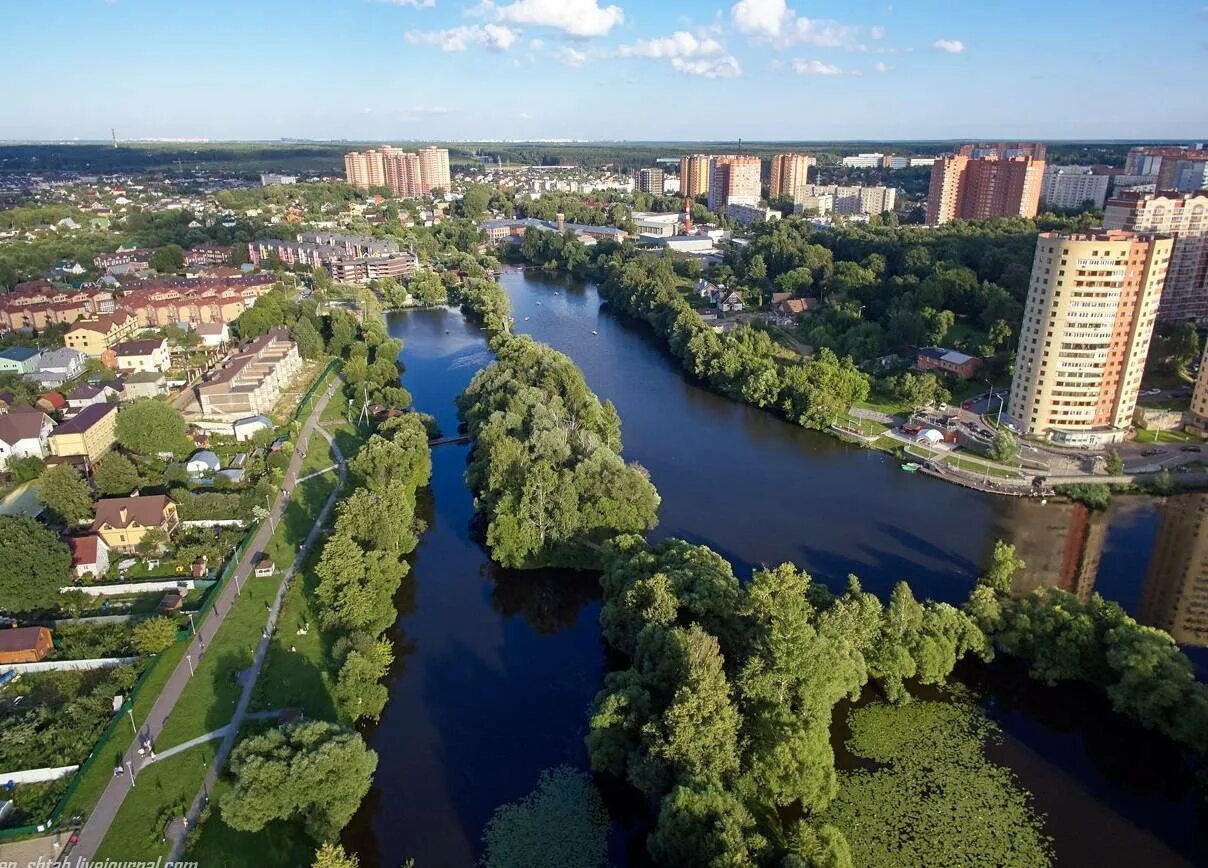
[
  {"x1": 528, "y1": 38, "x2": 544, "y2": 50},
  {"x1": 405, "y1": 23, "x2": 518, "y2": 52},
  {"x1": 791, "y1": 58, "x2": 842, "y2": 75},
  {"x1": 731, "y1": 0, "x2": 791, "y2": 39},
  {"x1": 873, "y1": 60, "x2": 891, "y2": 73},
  {"x1": 554, "y1": 46, "x2": 590, "y2": 66},
  {"x1": 732, "y1": 0, "x2": 871, "y2": 50},
  {"x1": 671, "y1": 55, "x2": 742, "y2": 78},
  {"x1": 932, "y1": 38, "x2": 965, "y2": 53},
  {"x1": 494, "y1": 0, "x2": 623, "y2": 38},
  {"x1": 620, "y1": 31, "x2": 724, "y2": 59},
  {"x1": 377, "y1": 0, "x2": 436, "y2": 6}
]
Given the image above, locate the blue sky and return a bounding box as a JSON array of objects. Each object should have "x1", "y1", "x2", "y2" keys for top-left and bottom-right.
[{"x1": 3, "y1": 0, "x2": 1206, "y2": 141}]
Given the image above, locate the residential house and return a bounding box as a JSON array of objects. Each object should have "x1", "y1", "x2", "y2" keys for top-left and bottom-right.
[
  {"x1": 120, "y1": 371, "x2": 167, "y2": 399},
  {"x1": 68, "y1": 534, "x2": 110, "y2": 579},
  {"x1": 717, "y1": 290, "x2": 745, "y2": 313},
  {"x1": 63, "y1": 311, "x2": 138, "y2": 357},
  {"x1": 66, "y1": 382, "x2": 119, "y2": 411},
  {"x1": 48, "y1": 402, "x2": 117, "y2": 461},
  {"x1": 193, "y1": 321, "x2": 230, "y2": 348},
  {"x1": 113, "y1": 338, "x2": 169, "y2": 374},
  {"x1": 772, "y1": 296, "x2": 819, "y2": 323},
  {"x1": 0, "y1": 347, "x2": 43, "y2": 376},
  {"x1": 0, "y1": 626, "x2": 53, "y2": 665},
  {"x1": 915, "y1": 347, "x2": 982, "y2": 380},
  {"x1": 0, "y1": 410, "x2": 53, "y2": 469},
  {"x1": 196, "y1": 329, "x2": 301, "y2": 419},
  {"x1": 35, "y1": 392, "x2": 66, "y2": 415},
  {"x1": 232, "y1": 414, "x2": 272, "y2": 442},
  {"x1": 91, "y1": 494, "x2": 179, "y2": 552},
  {"x1": 27, "y1": 348, "x2": 86, "y2": 388},
  {"x1": 185, "y1": 449, "x2": 220, "y2": 477}
]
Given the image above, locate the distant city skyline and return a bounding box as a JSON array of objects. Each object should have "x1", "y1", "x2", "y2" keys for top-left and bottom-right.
[{"x1": 3, "y1": 0, "x2": 1206, "y2": 141}]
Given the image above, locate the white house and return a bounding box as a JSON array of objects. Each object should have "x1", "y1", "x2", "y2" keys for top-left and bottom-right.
[
  {"x1": 113, "y1": 338, "x2": 170, "y2": 374},
  {"x1": 232, "y1": 415, "x2": 273, "y2": 442},
  {"x1": 185, "y1": 449, "x2": 221, "y2": 477},
  {"x1": 193, "y1": 322, "x2": 230, "y2": 348},
  {"x1": 66, "y1": 383, "x2": 119, "y2": 411},
  {"x1": 0, "y1": 410, "x2": 54, "y2": 468},
  {"x1": 69, "y1": 534, "x2": 110, "y2": 579}
]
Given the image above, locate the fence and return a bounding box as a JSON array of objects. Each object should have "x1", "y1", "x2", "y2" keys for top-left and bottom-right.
[
  {"x1": 0, "y1": 657, "x2": 138, "y2": 675},
  {"x1": 60, "y1": 579, "x2": 214, "y2": 597},
  {"x1": 291, "y1": 358, "x2": 341, "y2": 424},
  {"x1": 0, "y1": 765, "x2": 79, "y2": 786},
  {"x1": 181, "y1": 519, "x2": 246, "y2": 529}
]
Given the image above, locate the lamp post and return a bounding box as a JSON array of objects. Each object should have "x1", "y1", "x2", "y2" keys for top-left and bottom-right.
[
  {"x1": 186, "y1": 612, "x2": 196, "y2": 636},
  {"x1": 127, "y1": 707, "x2": 137, "y2": 736},
  {"x1": 185, "y1": 654, "x2": 194, "y2": 677},
  {"x1": 264, "y1": 493, "x2": 276, "y2": 533},
  {"x1": 985, "y1": 379, "x2": 1005, "y2": 425},
  {"x1": 125, "y1": 760, "x2": 135, "y2": 787}
]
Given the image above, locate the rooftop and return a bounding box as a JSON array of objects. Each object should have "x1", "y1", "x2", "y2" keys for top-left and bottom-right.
[{"x1": 53, "y1": 402, "x2": 116, "y2": 435}]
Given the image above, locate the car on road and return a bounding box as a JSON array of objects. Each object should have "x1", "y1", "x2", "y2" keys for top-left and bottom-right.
[
  {"x1": 1141, "y1": 448, "x2": 1167, "y2": 456},
  {"x1": 1181, "y1": 445, "x2": 1202, "y2": 452},
  {"x1": 1140, "y1": 388, "x2": 1162, "y2": 396}
]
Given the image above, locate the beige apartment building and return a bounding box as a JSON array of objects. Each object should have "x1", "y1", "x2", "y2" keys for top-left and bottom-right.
[
  {"x1": 63, "y1": 311, "x2": 138, "y2": 357},
  {"x1": 679, "y1": 154, "x2": 711, "y2": 199},
  {"x1": 707, "y1": 155, "x2": 761, "y2": 213},
  {"x1": 769, "y1": 153, "x2": 816, "y2": 203},
  {"x1": 927, "y1": 152, "x2": 1045, "y2": 225},
  {"x1": 1008, "y1": 230, "x2": 1173, "y2": 445},
  {"x1": 1104, "y1": 190, "x2": 1208, "y2": 321},
  {"x1": 49, "y1": 402, "x2": 117, "y2": 461},
  {"x1": 195, "y1": 328, "x2": 301, "y2": 419},
  {"x1": 345, "y1": 146, "x2": 450, "y2": 197}
]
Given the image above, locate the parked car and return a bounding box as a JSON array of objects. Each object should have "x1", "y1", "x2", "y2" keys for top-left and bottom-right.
[
  {"x1": 1181, "y1": 445, "x2": 1202, "y2": 452},
  {"x1": 1141, "y1": 448, "x2": 1167, "y2": 456}
]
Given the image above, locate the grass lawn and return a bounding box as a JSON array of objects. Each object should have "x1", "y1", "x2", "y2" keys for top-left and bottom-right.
[
  {"x1": 854, "y1": 398, "x2": 912, "y2": 418},
  {"x1": 1135, "y1": 428, "x2": 1196, "y2": 443},
  {"x1": 94, "y1": 743, "x2": 218, "y2": 861},
  {"x1": 941, "y1": 319, "x2": 989, "y2": 353}
]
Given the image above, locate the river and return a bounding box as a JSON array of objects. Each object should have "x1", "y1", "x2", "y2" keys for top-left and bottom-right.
[{"x1": 349, "y1": 267, "x2": 1207, "y2": 867}]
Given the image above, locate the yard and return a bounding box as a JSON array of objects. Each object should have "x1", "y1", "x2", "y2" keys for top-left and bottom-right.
[{"x1": 1135, "y1": 428, "x2": 1196, "y2": 444}]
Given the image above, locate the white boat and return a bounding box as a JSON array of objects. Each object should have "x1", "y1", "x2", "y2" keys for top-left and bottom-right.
[
  {"x1": 592, "y1": 330, "x2": 599, "y2": 335},
  {"x1": 524, "y1": 316, "x2": 530, "y2": 321}
]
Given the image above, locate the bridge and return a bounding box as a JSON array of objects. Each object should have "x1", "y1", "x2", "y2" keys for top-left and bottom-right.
[{"x1": 429, "y1": 434, "x2": 472, "y2": 447}]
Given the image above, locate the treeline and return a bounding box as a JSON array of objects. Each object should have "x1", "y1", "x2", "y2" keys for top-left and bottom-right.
[
  {"x1": 452, "y1": 275, "x2": 514, "y2": 340},
  {"x1": 312, "y1": 413, "x2": 430, "y2": 723},
  {"x1": 457, "y1": 336, "x2": 659, "y2": 568},
  {"x1": 587, "y1": 535, "x2": 991, "y2": 865},
  {"x1": 599, "y1": 255, "x2": 870, "y2": 431},
  {"x1": 971, "y1": 542, "x2": 1208, "y2": 756}
]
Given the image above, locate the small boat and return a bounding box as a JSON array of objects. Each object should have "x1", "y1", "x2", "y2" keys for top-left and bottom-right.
[
  {"x1": 553, "y1": 291, "x2": 559, "y2": 295},
  {"x1": 524, "y1": 316, "x2": 530, "y2": 321},
  {"x1": 900, "y1": 462, "x2": 920, "y2": 473},
  {"x1": 592, "y1": 330, "x2": 599, "y2": 335},
  {"x1": 536, "y1": 301, "x2": 542, "y2": 305}
]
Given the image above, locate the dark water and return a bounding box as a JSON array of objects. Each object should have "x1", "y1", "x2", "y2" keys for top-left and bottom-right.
[{"x1": 351, "y1": 269, "x2": 1207, "y2": 867}]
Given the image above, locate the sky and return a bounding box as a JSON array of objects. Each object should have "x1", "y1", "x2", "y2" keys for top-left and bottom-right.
[{"x1": 2, "y1": 0, "x2": 1206, "y2": 142}]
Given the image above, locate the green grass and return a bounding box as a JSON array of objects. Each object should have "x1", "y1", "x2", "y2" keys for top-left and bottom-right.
[
  {"x1": 853, "y1": 398, "x2": 911, "y2": 418},
  {"x1": 941, "y1": 319, "x2": 989, "y2": 353},
  {"x1": 94, "y1": 744, "x2": 218, "y2": 861},
  {"x1": 1135, "y1": 427, "x2": 1195, "y2": 443}
]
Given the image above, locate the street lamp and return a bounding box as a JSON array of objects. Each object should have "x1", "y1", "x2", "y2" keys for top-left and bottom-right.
[
  {"x1": 186, "y1": 654, "x2": 194, "y2": 677},
  {"x1": 264, "y1": 493, "x2": 276, "y2": 533},
  {"x1": 985, "y1": 379, "x2": 1005, "y2": 425},
  {"x1": 125, "y1": 760, "x2": 135, "y2": 787},
  {"x1": 186, "y1": 612, "x2": 196, "y2": 636},
  {"x1": 127, "y1": 707, "x2": 137, "y2": 736}
]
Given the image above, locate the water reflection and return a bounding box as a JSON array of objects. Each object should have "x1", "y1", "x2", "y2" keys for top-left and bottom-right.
[
  {"x1": 1140, "y1": 494, "x2": 1208, "y2": 648},
  {"x1": 488, "y1": 565, "x2": 602, "y2": 635},
  {"x1": 995, "y1": 498, "x2": 1105, "y2": 603}
]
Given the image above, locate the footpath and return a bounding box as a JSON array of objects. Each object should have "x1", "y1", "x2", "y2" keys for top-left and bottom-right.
[{"x1": 68, "y1": 377, "x2": 342, "y2": 862}]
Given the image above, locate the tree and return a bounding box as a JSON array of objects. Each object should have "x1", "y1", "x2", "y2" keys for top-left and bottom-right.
[
  {"x1": 1106, "y1": 449, "x2": 1124, "y2": 475},
  {"x1": 481, "y1": 766, "x2": 609, "y2": 868},
  {"x1": 37, "y1": 463, "x2": 94, "y2": 526},
  {"x1": 135, "y1": 526, "x2": 169, "y2": 556},
  {"x1": 221, "y1": 721, "x2": 377, "y2": 841},
  {"x1": 132, "y1": 616, "x2": 178, "y2": 654},
  {"x1": 978, "y1": 540, "x2": 1024, "y2": 594},
  {"x1": 115, "y1": 399, "x2": 190, "y2": 455},
  {"x1": 7, "y1": 455, "x2": 44, "y2": 483},
  {"x1": 93, "y1": 452, "x2": 141, "y2": 496},
  {"x1": 149, "y1": 244, "x2": 185, "y2": 275},
  {"x1": 313, "y1": 843, "x2": 358, "y2": 868},
  {"x1": 987, "y1": 429, "x2": 1018, "y2": 464},
  {"x1": 293, "y1": 317, "x2": 325, "y2": 361},
  {"x1": 0, "y1": 516, "x2": 72, "y2": 612}
]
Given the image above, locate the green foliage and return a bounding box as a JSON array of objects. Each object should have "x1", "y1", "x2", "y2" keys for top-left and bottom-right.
[
  {"x1": 1106, "y1": 449, "x2": 1124, "y2": 475},
  {"x1": 293, "y1": 316, "x2": 325, "y2": 361},
  {"x1": 149, "y1": 244, "x2": 185, "y2": 275},
  {"x1": 37, "y1": 463, "x2": 94, "y2": 526},
  {"x1": 93, "y1": 452, "x2": 142, "y2": 496},
  {"x1": 978, "y1": 540, "x2": 1025, "y2": 594},
  {"x1": 8, "y1": 454, "x2": 45, "y2": 483},
  {"x1": 313, "y1": 843, "x2": 358, "y2": 868},
  {"x1": 132, "y1": 616, "x2": 178, "y2": 654},
  {"x1": 453, "y1": 277, "x2": 514, "y2": 339},
  {"x1": 221, "y1": 720, "x2": 377, "y2": 842},
  {"x1": 0, "y1": 515, "x2": 72, "y2": 612},
  {"x1": 407, "y1": 270, "x2": 449, "y2": 306},
  {"x1": 877, "y1": 371, "x2": 951, "y2": 410},
  {"x1": 1054, "y1": 483, "x2": 1112, "y2": 510},
  {"x1": 987, "y1": 429, "x2": 1018, "y2": 463},
  {"x1": 480, "y1": 766, "x2": 609, "y2": 868},
  {"x1": 821, "y1": 696, "x2": 1051, "y2": 868},
  {"x1": 457, "y1": 336, "x2": 660, "y2": 567},
  {"x1": 115, "y1": 399, "x2": 190, "y2": 456}
]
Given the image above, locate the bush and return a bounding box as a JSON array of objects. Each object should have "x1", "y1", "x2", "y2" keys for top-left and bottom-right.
[
  {"x1": 132, "y1": 616, "x2": 178, "y2": 655},
  {"x1": 1054, "y1": 483, "x2": 1112, "y2": 510}
]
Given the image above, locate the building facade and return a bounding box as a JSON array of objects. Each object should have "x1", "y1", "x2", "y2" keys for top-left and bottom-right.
[
  {"x1": 63, "y1": 312, "x2": 138, "y2": 357},
  {"x1": 707, "y1": 155, "x2": 761, "y2": 213},
  {"x1": 636, "y1": 168, "x2": 665, "y2": 195},
  {"x1": 345, "y1": 146, "x2": 450, "y2": 197},
  {"x1": 1042, "y1": 166, "x2": 1112, "y2": 210},
  {"x1": 927, "y1": 148, "x2": 1045, "y2": 225},
  {"x1": 1138, "y1": 493, "x2": 1208, "y2": 646},
  {"x1": 679, "y1": 155, "x2": 711, "y2": 199},
  {"x1": 195, "y1": 328, "x2": 302, "y2": 418},
  {"x1": 1104, "y1": 191, "x2": 1208, "y2": 321},
  {"x1": 1007, "y1": 230, "x2": 1173, "y2": 445},
  {"x1": 48, "y1": 402, "x2": 117, "y2": 460},
  {"x1": 769, "y1": 153, "x2": 816, "y2": 203}
]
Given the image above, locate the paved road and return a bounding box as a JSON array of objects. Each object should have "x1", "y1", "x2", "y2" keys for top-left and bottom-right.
[
  {"x1": 68, "y1": 377, "x2": 342, "y2": 862},
  {"x1": 166, "y1": 420, "x2": 348, "y2": 860}
]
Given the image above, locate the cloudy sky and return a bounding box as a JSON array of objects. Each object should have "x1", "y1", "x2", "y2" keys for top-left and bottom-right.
[{"x1": 3, "y1": 0, "x2": 1206, "y2": 141}]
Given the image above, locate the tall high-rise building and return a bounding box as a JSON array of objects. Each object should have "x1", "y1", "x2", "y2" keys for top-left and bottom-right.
[
  {"x1": 769, "y1": 153, "x2": 815, "y2": 203},
  {"x1": 1041, "y1": 166, "x2": 1112, "y2": 210},
  {"x1": 1191, "y1": 343, "x2": 1208, "y2": 430},
  {"x1": 637, "y1": 168, "x2": 665, "y2": 195},
  {"x1": 345, "y1": 146, "x2": 449, "y2": 197},
  {"x1": 926, "y1": 147, "x2": 1045, "y2": 225},
  {"x1": 418, "y1": 146, "x2": 451, "y2": 193},
  {"x1": 1007, "y1": 230, "x2": 1173, "y2": 445},
  {"x1": 679, "y1": 154, "x2": 711, "y2": 200},
  {"x1": 1104, "y1": 191, "x2": 1208, "y2": 321},
  {"x1": 1127, "y1": 146, "x2": 1208, "y2": 191},
  {"x1": 1138, "y1": 493, "x2": 1208, "y2": 647},
  {"x1": 707, "y1": 155, "x2": 761, "y2": 213}
]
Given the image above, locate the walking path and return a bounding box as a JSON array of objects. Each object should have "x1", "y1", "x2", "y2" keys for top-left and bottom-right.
[
  {"x1": 139, "y1": 710, "x2": 283, "y2": 766},
  {"x1": 68, "y1": 377, "x2": 343, "y2": 863},
  {"x1": 166, "y1": 420, "x2": 347, "y2": 860}
]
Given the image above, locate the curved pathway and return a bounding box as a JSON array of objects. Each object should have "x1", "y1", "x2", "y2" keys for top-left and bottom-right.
[{"x1": 69, "y1": 377, "x2": 343, "y2": 862}]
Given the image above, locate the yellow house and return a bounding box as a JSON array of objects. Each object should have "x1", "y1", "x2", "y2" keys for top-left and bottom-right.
[
  {"x1": 64, "y1": 311, "x2": 138, "y2": 357},
  {"x1": 48, "y1": 403, "x2": 117, "y2": 461},
  {"x1": 92, "y1": 494, "x2": 179, "y2": 551}
]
